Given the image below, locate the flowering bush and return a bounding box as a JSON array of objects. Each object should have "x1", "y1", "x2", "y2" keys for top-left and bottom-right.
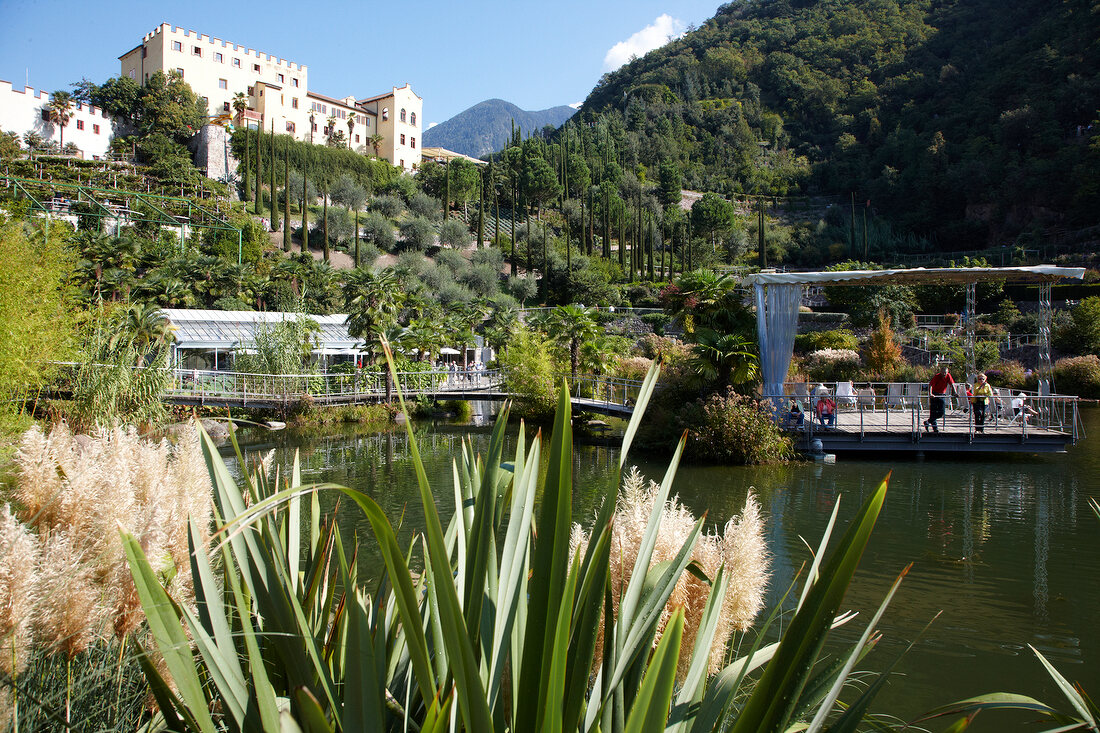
[
  {"x1": 679, "y1": 389, "x2": 793, "y2": 464},
  {"x1": 1053, "y1": 355, "x2": 1100, "y2": 398},
  {"x1": 804, "y1": 348, "x2": 862, "y2": 382}
]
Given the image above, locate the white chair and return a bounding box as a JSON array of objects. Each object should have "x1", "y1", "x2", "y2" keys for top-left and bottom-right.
[
  {"x1": 836, "y1": 381, "x2": 856, "y2": 409},
  {"x1": 885, "y1": 383, "x2": 905, "y2": 410},
  {"x1": 903, "y1": 382, "x2": 923, "y2": 409},
  {"x1": 792, "y1": 382, "x2": 810, "y2": 403},
  {"x1": 953, "y1": 382, "x2": 971, "y2": 416},
  {"x1": 857, "y1": 387, "x2": 877, "y2": 412}
]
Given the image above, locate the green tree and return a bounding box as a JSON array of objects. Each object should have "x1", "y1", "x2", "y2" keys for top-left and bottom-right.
[
  {"x1": 546, "y1": 304, "x2": 598, "y2": 383},
  {"x1": 690, "y1": 192, "x2": 734, "y2": 251},
  {"x1": 439, "y1": 219, "x2": 472, "y2": 249},
  {"x1": 47, "y1": 91, "x2": 75, "y2": 149},
  {"x1": 658, "y1": 161, "x2": 682, "y2": 208},
  {"x1": 400, "y1": 217, "x2": 436, "y2": 251},
  {"x1": 343, "y1": 268, "x2": 404, "y2": 364},
  {"x1": 522, "y1": 156, "x2": 561, "y2": 218}
]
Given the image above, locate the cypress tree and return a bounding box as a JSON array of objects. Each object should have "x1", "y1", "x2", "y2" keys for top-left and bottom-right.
[
  {"x1": 301, "y1": 169, "x2": 309, "y2": 253},
  {"x1": 759, "y1": 198, "x2": 767, "y2": 269},
  {"x1": 443, "y1": 159, "x2": 450, "y2": 219},
  {"x1": 618, "y1": 203, "x2": 625, "y2": 268},
  {"x1": 322, "y1": 186, "x2": 329, "y2": 262},
  {"x1": 242, "y1": 130, "x2": 250, "y2": 205},
  {"x1": 849, "y1": 191, "x2": 856, "y2": 259},
  {"x1": 510, "y1": 174, "x2": 517, "y2": 277},
  {"x1": 283, "y1": 137, "x2": 290, "y2": 251},
  {"x1": 863, "y1": 203, "x2": 869, "y2": 260},
  {"x1": 270, "y1": 120, "x2": 277, "y2": 229},
  {"x1": 255, "y1": 123, "x2": 262, "y2": 214},
  {"x1": 541, "y1": 217, "x2": 549, "y2": 301},
  {"x1": 647, "y1": 213, "x2": 654, "y2": 280},
  {"x1": 477, "y1": 167, "x2": 485, "y2": 249}
]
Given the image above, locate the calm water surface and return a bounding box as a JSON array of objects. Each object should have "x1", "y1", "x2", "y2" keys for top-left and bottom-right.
[{"x1": 235, "y1": 406, "x2": 1100, "y2": 727}]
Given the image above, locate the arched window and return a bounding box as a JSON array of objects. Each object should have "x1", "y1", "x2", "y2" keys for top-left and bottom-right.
[
  {"x1": 400, "y1": 108, "x2": 406, "y2": 122},
  {"x1": 410, "y1": 111, "x2": 416, "y2": 127},
  {"x1": 382, "y1": 107, "x2": 389, "y2": 121}
]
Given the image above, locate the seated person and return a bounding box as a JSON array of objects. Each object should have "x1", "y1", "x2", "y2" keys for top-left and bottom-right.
[
  {"x1": 815, "y1": 395, "x2": 837, "y2": 428},
  {"x1": 1011, "y1": 392, "x2": 1039, "y2": 421},
  {"x1": 786, "y1": 399, "x2": 804, "y2": 427}
]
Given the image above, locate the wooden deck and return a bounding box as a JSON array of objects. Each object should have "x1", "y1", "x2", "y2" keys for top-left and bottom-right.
[{"x1": 788, "y1": 406, "x2": 1075, "y2": 454}]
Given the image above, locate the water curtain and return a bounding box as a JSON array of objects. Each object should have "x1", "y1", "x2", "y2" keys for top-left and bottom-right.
[{"x1": 755, "y1": 283, "x2": 802, "y2": 412}]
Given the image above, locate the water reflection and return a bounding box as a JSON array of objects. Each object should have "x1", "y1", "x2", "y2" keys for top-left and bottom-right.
[{"x1": 232, "y1": 408, "x2": 1100, "y2": 728}]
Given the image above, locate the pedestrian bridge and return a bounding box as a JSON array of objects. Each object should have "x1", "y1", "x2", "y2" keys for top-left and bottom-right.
[{"x1": 162, "y1": 367, "x2": 641, "y2": 418}]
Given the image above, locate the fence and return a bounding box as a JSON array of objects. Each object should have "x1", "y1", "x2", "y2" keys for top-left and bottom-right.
[{"x1": 775, "y1": 380, "x2": 1081, "y2": 443}]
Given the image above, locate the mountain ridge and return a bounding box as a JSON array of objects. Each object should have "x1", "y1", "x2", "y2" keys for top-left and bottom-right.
[{"x1": 423, "y1": 98, "x2": 576, "y2": 158}]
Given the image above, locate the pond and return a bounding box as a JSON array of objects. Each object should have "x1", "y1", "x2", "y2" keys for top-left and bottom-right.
[{"x1": 232, "y1": 405, "x2": 1100, "y2": 729}]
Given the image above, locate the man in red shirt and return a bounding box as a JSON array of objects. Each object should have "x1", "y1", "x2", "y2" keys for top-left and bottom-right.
[{"x1": 924, "y1": 364, "x2": 955, "y2": 433}]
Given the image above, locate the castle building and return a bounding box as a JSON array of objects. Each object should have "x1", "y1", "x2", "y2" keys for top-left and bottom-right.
[
  {"x1": 0, "y1": 79, "x2": 116, "y2": 158},
  {"x1": 119, "y1": 24, "x2": 422, "y2": 171}
]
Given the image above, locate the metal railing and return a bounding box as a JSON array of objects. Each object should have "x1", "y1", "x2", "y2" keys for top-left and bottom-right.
[
  {"x1": 165, "y1": 367, "x2": 504, "y2": 403},
  {"x1": 562, "y1": 374, "x2": 645, "y2": 410},
  {"x1": 776, "y1": 381, "x2": 1081, "y2": 444}
]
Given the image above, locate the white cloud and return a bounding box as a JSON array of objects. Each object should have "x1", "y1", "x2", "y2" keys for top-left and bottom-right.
[
  {"x1": 428, "y1": 122, "x2": 438, "y2": 129},
  {"x1": 603, "y1": 14, "x2": 685, "y2": 72}
]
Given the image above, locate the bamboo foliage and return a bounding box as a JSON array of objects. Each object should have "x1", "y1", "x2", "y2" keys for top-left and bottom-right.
[{"x1": 123, "y1": 356, "x2": 911, "y2": 732}]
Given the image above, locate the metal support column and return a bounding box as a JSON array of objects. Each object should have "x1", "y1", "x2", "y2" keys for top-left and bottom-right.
[
  {"x1": 1038, "y1": 281, "x2": 1054, "y2": 393},
  {"x1": 964, "y1": 282, "x2": 976, "y2": 380}
]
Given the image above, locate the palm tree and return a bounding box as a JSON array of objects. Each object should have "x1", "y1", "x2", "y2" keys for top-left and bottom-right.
[
  {"x1": 346, "y1": 114, "x2": 355, "y2": 150},
  {"x1": 547, "y1": 304, "x2": 598, "y2": 384},
  {"x1": 367, "y1": 133, "x2": 384, "y2": 158},
  {"x1": 689, "y1": 329, "x2": 759, "y2": 388},
  {"x1": 48, "y1": 91, "x2": 75, "y2": 149},
  {"x1": 342, "y1": 269, "x2": 404, "y2": 365}
]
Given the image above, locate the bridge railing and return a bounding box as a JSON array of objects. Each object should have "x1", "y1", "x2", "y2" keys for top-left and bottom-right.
[
  {"x1": 563, "y1": 374, "x2": 645, "y2": 409},
  {"x1": 773, "y1": 380, "x2": 1080, "y2": 443},
  {"x1": 165, "y1": 367, "x2": 503, "y2": 402}
]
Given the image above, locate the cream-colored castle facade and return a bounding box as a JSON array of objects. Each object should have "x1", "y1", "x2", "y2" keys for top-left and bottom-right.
[{"x1": 119, "y1": 23, "x2": 422, "y2": 171}]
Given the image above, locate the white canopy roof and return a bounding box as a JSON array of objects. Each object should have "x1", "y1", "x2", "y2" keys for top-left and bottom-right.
[
  {"x1": 742, "y1": 265, "x2": 1085, "y2": 287},
  {"x1": 161, "y1": 308, "x2": 362, "y2": 351}
]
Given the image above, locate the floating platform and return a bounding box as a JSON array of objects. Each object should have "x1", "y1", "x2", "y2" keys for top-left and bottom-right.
[{"x1": 789, "y1": 408, "x2": 1075, "y2": 454}]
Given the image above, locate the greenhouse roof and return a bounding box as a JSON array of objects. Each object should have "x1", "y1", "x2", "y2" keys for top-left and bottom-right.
[{"x1": 161, "y1": 309, "x2": 362, "y2": 352}]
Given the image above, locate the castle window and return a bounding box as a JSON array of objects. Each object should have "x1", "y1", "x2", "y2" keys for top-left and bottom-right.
[
  {"x1": 411, "y1": 137, "x2": 416, "y2": 149},
  {"x1": 292, "y1": 78, "x2": 299, "y2": 87},
  {"x1": 253, "y1": 63, "x2": 261, "y2": 72},
  {"x1": 93, "y1": 124, "x2": 100, "y2": 135},
  {"x1": 278, "y1": 73, "x2": 285, "y2": 83},
  {"x1": 192, "y1": 46, "x2": 202, "y2": 57},
  {"x1": 172, "y1": 41, "x2": 182, "y2": 52},
  {"x1": 223, "y1": 101, "x2": 230, "y2": 112},
  {"x1": 382, "y1": 107, "x2": 389, "y2": 121},
  {"x1": 400, "y1": 134, "x2": 406, "y2": 145},
  {"x1": 410, "y1": 112, "x2": 416, "y2": 126},
  {"x1": 218, "y1": 78, "x2": 227, "y2": 89},
  {"x1": 76, "y1": 120, "x2": 84, "y2": 130},
  {"x1": 287, "y1": 121, "x2": 296, "y2": 133},
  {"x1": 355, "y1": 134, "x2": 360, "y2": 143},
  {"x1": 215, "y1": 52, "x2": 223, "y2": 63},
  {"x1": 292, "y1": 97, "x2": 298, "y2": 109},
  {"x1": 175, "y1": 68, "x2": 184, "y2": 78},
  {"x1": 233, "y1": 57, "x2": 241, "y2": 67},
  {"x1": 247, "y1": 86, "x2": 254, "y2": 95},
  {"x1": 400, "y1": 108, "x2": 406, "y2": 122}
]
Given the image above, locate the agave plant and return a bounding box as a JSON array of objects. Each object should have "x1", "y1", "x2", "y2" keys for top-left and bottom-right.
[{"x1": 124, "y1": 352, "x2": 906, "y2": 732}]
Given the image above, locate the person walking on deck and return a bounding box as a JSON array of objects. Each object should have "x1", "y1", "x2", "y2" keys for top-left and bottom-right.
[
  {"x1": 971, "y1": 373, "x2": 994, "y2": 432},
  {"x1": 924, "y1": 364, "x2": 955, "y2": 433}
]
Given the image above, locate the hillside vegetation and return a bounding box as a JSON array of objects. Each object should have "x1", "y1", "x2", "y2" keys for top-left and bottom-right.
[{"x1": 576, "y1": 0, "x2": 1100, "y2": 250}]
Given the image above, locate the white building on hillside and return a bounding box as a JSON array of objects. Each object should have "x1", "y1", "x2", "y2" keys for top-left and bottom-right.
[
  {"x1": 120, "y1": 24, "x2": 423, "y2": 171},
  {"x1": 0, "y1": 79, "x2": 116, "y2": 158}
]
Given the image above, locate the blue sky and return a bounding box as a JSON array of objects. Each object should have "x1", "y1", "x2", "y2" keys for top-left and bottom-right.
[{"x1": 0, "y1": 0, "x2": 720, "y2": 126}]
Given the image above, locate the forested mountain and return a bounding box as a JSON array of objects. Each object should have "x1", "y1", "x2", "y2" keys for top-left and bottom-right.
[
  {"x1": 575, "y1": 0, "x2": 1100, "y2": 249},
  {"x1": 423, "y1": 99, "x2": 576, "y2": 158}
]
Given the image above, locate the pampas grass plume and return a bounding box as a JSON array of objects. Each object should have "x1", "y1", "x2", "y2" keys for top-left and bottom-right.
[{"x1": 572, "y1": 466, "x2": 769, "y2": 681}]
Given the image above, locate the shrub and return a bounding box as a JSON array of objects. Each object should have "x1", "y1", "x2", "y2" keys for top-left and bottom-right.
[
  {"x1": 399, "y1": 216, "x2": 436, "y2": 251},
  {"x1": 407, "y1": 192, "x2": 441, "y2": 220},
  {"x1": 360, "y1": 212, "x2": 396, "y2": 251},
  {"x1": 435, "y1": 247, "x2": 467, "y2": 273},
  {"x1": 1058, "y1": 296, "x2": 1100, "y2": 355},
  {"x1": 864, "y1": 312, "x2": 903, "y2": 378},
  {"x1": 370, "y1": 194, "x2": 403, "y2": 219},
  {"x1": 439, "y1": 219, "x2": 472, "y2": 249},
  {"x1": 804, "y1": 348, "x2": 861, "y2": 382},
  {"x1": 497, "y1": 326, "x2": 556, "y2": 420},
  {"x1": 679, "y1": 389, "x2": 793, "y2": 464},
  {"x1": 794, "y1": 329, "x2": 859, "y2": 353},
  {"x1": 984, "y1": 360, "x2": 1027, "y2": 389},
  {"x1": 1053, "y1": 355, "x2": 1100, "y2": 398},
  {"x1": 471, "y1": 246, "x2": 505, "y2": 270}
]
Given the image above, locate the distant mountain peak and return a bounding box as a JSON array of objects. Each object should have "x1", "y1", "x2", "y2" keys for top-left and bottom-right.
[{"x1": 422, "y1": 99, "x2": 576, "y2": 158}]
